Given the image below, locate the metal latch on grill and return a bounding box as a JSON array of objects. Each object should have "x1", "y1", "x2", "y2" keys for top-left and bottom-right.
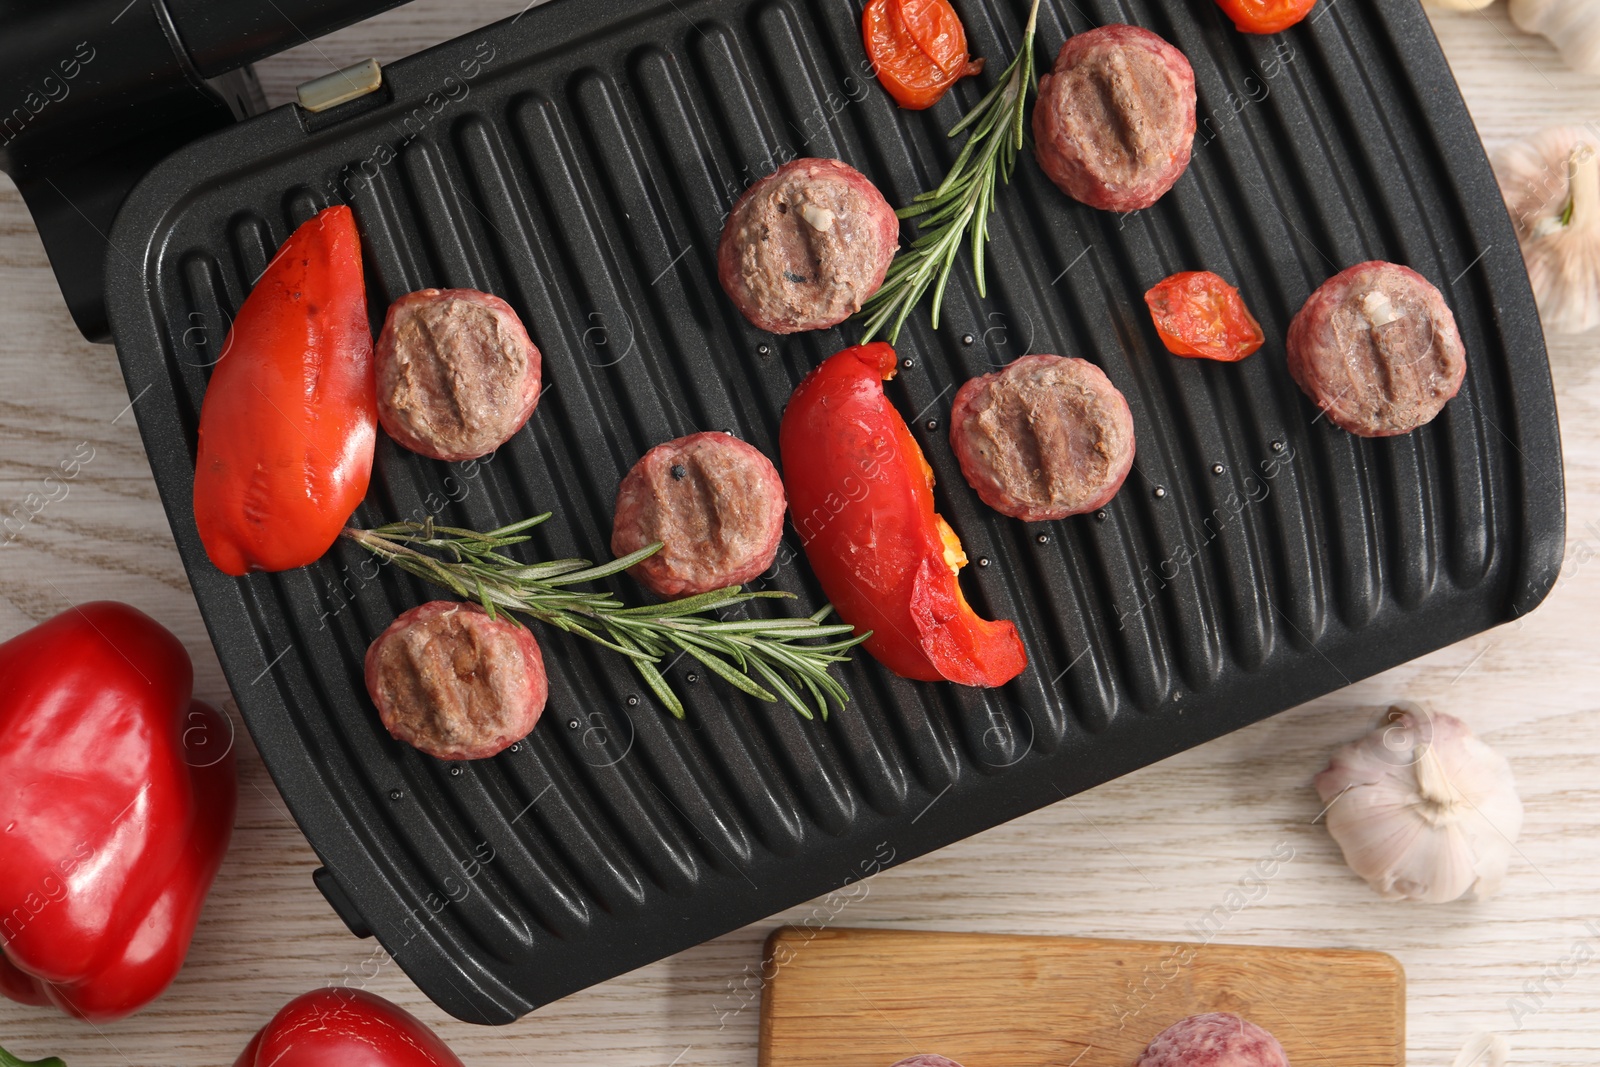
[{"x1": 297, "y1": 58, "x2": 384, "y2": 113}]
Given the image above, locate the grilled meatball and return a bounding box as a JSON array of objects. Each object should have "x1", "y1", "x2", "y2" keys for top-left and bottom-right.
[
  {"x1": 1136, "y1": 1013, "x2": 1289, "y2": 1067},
  {"x1": 1032, "y1": 24, "x2": 1197, "y2": 212},
  {"x1": 1286, "y1": 261, "x2": 1467, "y2": 437},
  {"x1": 717, "y1": 157, "x2": 899, "y2": 334},
  {"x1": 611, "y1": 432, "x2": 786, "y2": 598},
  {"x1": 375, "y1": 288, "x2": 542, "y2": 462},
  {"x1": 364, "y1": 600, "x2": 547, "y2": 761},
  {"x1": 949, "y1": 354, "x2": 1136, "y2": 522}
]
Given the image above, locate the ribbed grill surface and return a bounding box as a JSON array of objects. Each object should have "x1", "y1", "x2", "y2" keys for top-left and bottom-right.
[{"x1": 106, "y1": 0, "x2": 1563, "y2": 1023}]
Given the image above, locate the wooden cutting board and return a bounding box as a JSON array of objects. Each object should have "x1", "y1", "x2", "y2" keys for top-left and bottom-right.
[{"x1": 758, "y1": 928, "x2": 1404, "y2": 1067}]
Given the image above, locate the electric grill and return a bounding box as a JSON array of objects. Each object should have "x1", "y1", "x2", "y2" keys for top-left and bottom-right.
[{"x1": 5, "y1": 0, "x2": 1566, "y2": 1024}]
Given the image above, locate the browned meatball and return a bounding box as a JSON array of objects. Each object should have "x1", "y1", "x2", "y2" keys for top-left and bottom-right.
[
  {"x1": 1032, "y1": 24, "x2": 1197, "y2": 213},
  {"x1": 949, "y1": 354, "x2": 1136, "y2": 522},
  {"x1": 1136, "y1": 1013, "x2": 1289, "y2": 1067},
  {"x1": 717, "y1": 158, "x2": 899, "y2": 334},
  {"x1": 375, "y1": 288, "x2": 543, "y2": 462},
  {"x1": 1286, "y1": 261, "x2": 1467, "y2": 437},
  {"x1": 364, "y1": 600, "x2": 547, "y2": 761},
  {"x1": 611, "y1": 432, "x2": 786, "y2": 598}
]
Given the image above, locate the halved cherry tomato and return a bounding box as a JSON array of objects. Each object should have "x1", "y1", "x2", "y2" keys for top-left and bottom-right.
[
  {"x1": 863, "y1": 0, "x2": 985, "y2": 111},
  {"x1": 1215, "y1": 0, "x2": 1317, "y2": 34},
  {"x1": 1144, "y1": 271, "x2": 1265, "y2": 363},
  {"x1": 780, "y1": 343, "x2": 1026, "y2": 687}
]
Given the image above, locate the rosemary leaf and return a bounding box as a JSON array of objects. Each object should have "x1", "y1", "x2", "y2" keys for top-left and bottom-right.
[
  {"x1": 609, "y1": 586, "x2": 791, "y2": 617},
  {"x1": 748, "y1": 656, "x2": 817, "y2": 722},
  {"x1": 632, "y1": 653, "x2": 685, "y2": 720},
  {"x1": 484, "y1": 514, "x2": 553, "y2": 538},
  {"x1": 538, "y1": 546, "x2": 661, "y2": 586},
  {"x1": 673, "y1": 636, "x2": 777, "y2": 702}
]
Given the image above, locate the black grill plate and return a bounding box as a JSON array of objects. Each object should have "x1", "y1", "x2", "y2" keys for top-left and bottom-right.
[{"x1": 105, "y1": 0, "x2": 1564, "y2": 1024}]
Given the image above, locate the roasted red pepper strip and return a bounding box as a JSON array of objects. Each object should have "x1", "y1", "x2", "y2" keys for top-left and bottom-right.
[
  {"x1": 233, "y1": 988, "x2": 464, "y2": 1067},
  {"x1": 1144, "y1": 270, "x2": 1265, "y2": 362},
  {"x1": 780, "y1": 343, "x2": 1026, "y2": 686},
  {"x1": 194, "y1": 204, "x2": 376, "y2": 575},
  {"x1": 0, "y1": 603, "x2": 236, "y2": 1022},
  {"x1": 1214, "y1": 0, "x2": 1317, "y2": 34},
  {"x1": 864, "y1": 0, "x2": 984, "y2": 110}
]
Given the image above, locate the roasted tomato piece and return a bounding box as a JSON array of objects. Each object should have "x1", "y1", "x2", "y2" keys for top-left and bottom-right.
[
  {"x1": 1215, "y1": 0, "x2": 1317, "y2": 34},
  {"x1": 1144, "y1": 271, "x2": 1265, "y2": 362},
  {"x1": 863, "y1": 0, "x2": 984, "y2": 111},
  {"x1": 780, "y1": 342, "x2": 1026, "y2": 687}
]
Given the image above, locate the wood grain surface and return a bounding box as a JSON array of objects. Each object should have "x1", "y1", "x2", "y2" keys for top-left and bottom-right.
[
  {"x1": 0, "y1": 2, "x2": 1596, "y2": 1066},
  {"x1": 757, "y1": 927, "x2": 1405, "y2": 1067}
]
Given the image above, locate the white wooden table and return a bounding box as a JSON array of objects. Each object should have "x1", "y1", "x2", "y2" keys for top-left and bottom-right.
[{"x1": 1, "y1": 3, "x2": 1596, "y2": 1064}]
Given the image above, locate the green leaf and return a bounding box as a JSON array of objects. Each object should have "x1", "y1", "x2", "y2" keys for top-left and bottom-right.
[
  {"x1": 500, "y1": 558, "x2": 594, "y2": 581},
  {"x1": 483, "y1": 513, "x2": 553, "y2": 537},
  {"x1": 692, "y1": 617, "x2": 835, "y2": 635},
  {"x1": 540, "y1": 546, "x2": 661, "y2": 586},
  {"x1": 611, "y1": 584, "x2": 749, "y2": 616},
  {"x1": 633, "y1": 655, "x2": 685, "y2": 720},
  {"x1": 676, "y1": 637, "x2": 778, "y2": 702},
  {"x1": 0, "y1": 1047, "x2": 67, "y2": 1067},
  {"x1": 749, "y1": 657, "x2": 815, "y2": 721}
]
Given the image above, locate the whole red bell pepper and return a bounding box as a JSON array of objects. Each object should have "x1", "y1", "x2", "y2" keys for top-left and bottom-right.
[
  {"x1": 0, "y1": 603, "x2": 237, "y2": 1021},
  {"x1": 779, "y1": 342, "x2": 1027, "y2": 687},
  {"x1": 233, "y1": 988, "x2": 464, "y2": 1067},
  {"x1": 194, "y1": 204, "x2": 377, "y2": 575}
]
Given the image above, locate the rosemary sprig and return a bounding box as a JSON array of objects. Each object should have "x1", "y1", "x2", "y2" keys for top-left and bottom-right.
[
  {"x1": 858, "y1": 0, "x2": 1042, "y2": 345},
  {"x1": 341, "y1": 515, "x2": 867, "y2": 721}
]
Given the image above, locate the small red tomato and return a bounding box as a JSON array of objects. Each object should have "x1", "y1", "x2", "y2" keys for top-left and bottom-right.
[
  {"x1": 1214, "y1": 0, "x2": 1317, "y2": 34},
  {"x1": 863, "y1": 0, "x2": 984, "y2": 111},
  {"x1": 1144, "y1": 271, "x2": 1265, "y2": 363}
]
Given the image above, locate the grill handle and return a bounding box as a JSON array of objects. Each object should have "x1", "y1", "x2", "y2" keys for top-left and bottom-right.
[
  {"x1": 167, "y1": 0, "x2": 414, "y2": 78},
  {"x1": 0, "y1": 0, "x2": 413, "y2": 343}
]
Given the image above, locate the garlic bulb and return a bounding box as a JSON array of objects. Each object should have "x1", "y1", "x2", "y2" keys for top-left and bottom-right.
[
  {"x1": 1313, "y1": 709, "x2": 1522, "y2": 904},
  {"x1": 1510, "y1": 0, "x2": 1600, "y2": 76},
  {"x1": 1494, "y1": 126, "x2": 1600, "y2": 334}
]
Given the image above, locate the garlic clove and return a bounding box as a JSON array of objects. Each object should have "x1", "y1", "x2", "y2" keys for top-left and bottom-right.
[
  {"x1": 1314, "y1": 709, "x2": 1523, "y2": 904},
  {"x1": 1494, "y1": 127, "x2": 1600, "y2": 334},
  {"x1": 1424, "y1": 0, "x2": 1497, "y2": 10},
  {"x1": 1509, "y1": 0, "x2": 1600, "y2": 77}
]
